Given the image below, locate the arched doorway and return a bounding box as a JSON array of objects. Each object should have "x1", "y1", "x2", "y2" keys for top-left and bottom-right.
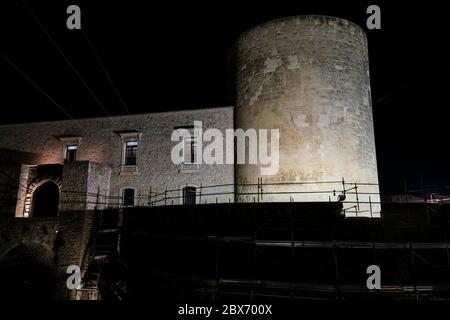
[
  {"x1": 32, "y1": 181, "x2": 60, "y2": 217},
  {"x1": 0, "y1": 245, "x2": 55, "y2": 300}
]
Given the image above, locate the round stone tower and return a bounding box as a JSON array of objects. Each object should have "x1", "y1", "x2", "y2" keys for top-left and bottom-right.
[{"x1": 229, "y1": 16, "x2": 380, "y2": 216}]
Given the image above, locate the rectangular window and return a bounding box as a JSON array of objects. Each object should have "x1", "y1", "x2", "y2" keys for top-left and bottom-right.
[
  {"x1": 183, "y1": 186, "x2": 196, "y2": 205},
  {"x1": 184, "y1": 137, "x2": 197, "y2": 164},
  {"x1": 123, "y1": 188, "x2": 135, "y2": 207},
  {"x1": 65, "y1": 145, "x2": 77, "y2": 162},
  {"x1": 125, "y1": 140, "x2": 138, "y2": 165}
]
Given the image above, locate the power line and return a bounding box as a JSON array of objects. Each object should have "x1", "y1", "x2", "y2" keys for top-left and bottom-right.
[
  {"x1": 82, "y1": 30, "x2": 130, "y2": 115},
  {"x1": 0, "y1": 50, "x2": 86, "y2": 132},
  {"x1": 21, "y1": 0, "x2": 113, "y2": 118}
]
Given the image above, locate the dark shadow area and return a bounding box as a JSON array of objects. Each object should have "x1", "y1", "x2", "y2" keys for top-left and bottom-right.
[
  {"x1": 0, "y1": 245, "x2": 56, "y2": 300},
  {"x1": 109, "y1": 203, "x2": 450, "y2": 301},
  {"x1": 32, "y1": 181, "x2": 60, "y2": 217}
]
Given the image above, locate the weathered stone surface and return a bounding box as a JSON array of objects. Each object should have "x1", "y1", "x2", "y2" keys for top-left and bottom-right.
[
  {"x1": 229, "y1": 16, "x2": 380, "y2": 215},
  {"x1": 0, "y1": 16, "x2": 380, "y2": 217}
]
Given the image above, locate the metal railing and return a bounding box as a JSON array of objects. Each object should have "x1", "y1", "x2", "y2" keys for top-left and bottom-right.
[
  {"x1": 146, "y1": 178, "x2": 382, "y2": 217},
  {"x1": 10, "y1": 178, "x2": 450, "y2": 218}
]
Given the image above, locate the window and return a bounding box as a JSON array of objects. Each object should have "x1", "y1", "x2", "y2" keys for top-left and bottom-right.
[
  {"x1": 183, "y1": 186, "x2": 196, "y2": 205},
  {"x1": 116, "y1": 131, "x2": 142, "y2": 174},
  {"x1": 184, "y1": 136, "x2": 197, "y2": 164},
  {"x1": 125, "y1": 140, "x2": 138, "y2": 165},
  {"x1": 65, "y1": 145, "x2": 77, "y2": 162},
  {"x1": 174, "y1": 123, "x2": 201, "y2": 171},
  {"x1": 59, "y1": 136, "x2": 81, "y2": 162},
  {"x1": 123, "y1": 188, "x2": 135, "y2": 207}
]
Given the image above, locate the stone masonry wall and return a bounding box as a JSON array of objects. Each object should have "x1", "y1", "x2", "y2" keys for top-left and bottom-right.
[
  {"x1": 229, "y1": 16, "x2": 380, "y2": 216},
  {"x1": 0, "y1": 211, "x2": 94, "y2": 299},
  {"x1": 0, "y1": 107, "x2": 234, "y2": 207}
]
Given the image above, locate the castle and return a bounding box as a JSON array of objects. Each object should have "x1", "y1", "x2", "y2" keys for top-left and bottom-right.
[
  {"x1": 4, "y1": 15, "x2": 450, "y2": 302},
  {"x1": 0, "y1": 15, "x2": 380, "y2": 220}
]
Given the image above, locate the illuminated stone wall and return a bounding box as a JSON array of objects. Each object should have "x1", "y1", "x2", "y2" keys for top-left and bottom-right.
[
  {"x1": 229, "y1": 16, "x2": 380, "y2": 216},
  {"x1": 0, "y1": 16, "x2": 382, "y2": 217},
  {"x1": 0, "y1": 107, "x2": 235, "y2": 211}
]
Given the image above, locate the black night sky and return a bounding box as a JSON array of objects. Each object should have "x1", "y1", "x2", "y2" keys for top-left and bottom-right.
[{"x1": 0, "y1": 0, "x2": 449, "y2": 195}]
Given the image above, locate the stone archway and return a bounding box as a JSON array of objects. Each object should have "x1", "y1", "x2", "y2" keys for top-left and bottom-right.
[
  {"x1": 32, "y1": 181, "x2": 60, "y2": 217},
  {"x1": 24, "y1": 177, "x2": 62, "y2": 217}
]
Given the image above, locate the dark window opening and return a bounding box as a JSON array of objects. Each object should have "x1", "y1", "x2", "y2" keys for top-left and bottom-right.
[
  {"x1": 123, "y1": 188, "x2": 135, "y2": 207},
  {"x1": 183, "y1": 186, "x2": 196, "y2": 205},
  {"x1": 125, "y1": 140, "x2": 138, "y2": 165},
  {"x1": 190, "y1": 139, "x2": 195, "y2": 163},
  {"x1": 65, "y1": 145, "x2": 77, "y2": 162},
  {"x1": 184, "y1": 137, "x2": 196, "y2": 164}
]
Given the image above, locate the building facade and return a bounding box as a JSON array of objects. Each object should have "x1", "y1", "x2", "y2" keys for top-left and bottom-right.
[
  {"x1": 0, "y1": 16, "x2": 381, "y2": 218},
  {"x1": 0, "y1": 107, "x2": 234, "y2": 217}
]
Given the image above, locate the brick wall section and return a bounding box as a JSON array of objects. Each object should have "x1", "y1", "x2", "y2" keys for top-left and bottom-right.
[
  {"x1": 85, "y1": 162, "x2": 112, "y2": 210},
  {"x1": 59, "y1": 161, "x2": 89, "y2": 211}
]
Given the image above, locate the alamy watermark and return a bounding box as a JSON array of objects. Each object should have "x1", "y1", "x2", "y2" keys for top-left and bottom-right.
[
  {"x1": 66, "y1": 5, "x2": 81, "y2": 30},
  {"x1": 66, "y1": 264, "x2": 82, "y2": 290},
  {"x1": 171, "y1": 121, "x2": 280, "y2": 176},
  {"x1": 366, "y1": 5, "x2": 381, "y2": 30},
  {"x1": 366, "y1": 264, "x2": 381, "y2": 290}
]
